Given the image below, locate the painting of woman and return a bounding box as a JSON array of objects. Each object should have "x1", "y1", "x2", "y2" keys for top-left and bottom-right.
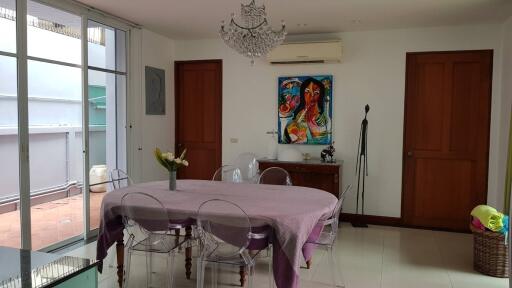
[{"x1": 279, "y1": 75, "x2": 332, "y2": 144}]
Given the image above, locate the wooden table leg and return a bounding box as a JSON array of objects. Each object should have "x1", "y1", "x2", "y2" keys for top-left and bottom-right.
[
  {"x1": 185, "y1": 226, "x2": 192, "y2": 279},
  {"x1": 116, "y1": 237, "x2": 125, "y2": 287},
  {"x1": 239, "y1": 266, "x2": 246, "y2": 287}
]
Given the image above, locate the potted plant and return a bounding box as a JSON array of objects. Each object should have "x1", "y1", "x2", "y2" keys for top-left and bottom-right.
[{"x1": 154, "y1": 148, "x2": 189, "y2": 190}]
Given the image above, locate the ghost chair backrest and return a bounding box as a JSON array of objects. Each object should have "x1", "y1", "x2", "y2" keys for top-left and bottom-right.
[
  {"x1": 233, "y1": 152, "x2": 259, "y2": 182},
  {"x1": 212, "y1": 165, "x2": 243, "y2": 183},
  {"x1": 258, "y1": 167, "x2": 292, "y2": 186}
]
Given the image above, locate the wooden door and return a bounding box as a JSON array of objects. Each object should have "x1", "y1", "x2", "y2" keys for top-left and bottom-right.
[
  {"x1": 402, "y1": 50, "x2": 492, "y2": 231},
  {"x1": 175, "y1": 60, "x2": 222, "y2": 180}
]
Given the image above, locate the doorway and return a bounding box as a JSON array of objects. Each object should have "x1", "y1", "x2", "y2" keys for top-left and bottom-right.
[
  {"x1": 175, "y1": 60, "x2": 222, "y2": 180},
  {"x1": 402, "y1": 50, "x2": 492, "y2": 231}
]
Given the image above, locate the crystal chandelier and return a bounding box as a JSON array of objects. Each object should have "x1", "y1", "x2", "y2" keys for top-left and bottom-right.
[{"x1": 220, "y1": 0, "x2": 286, "y2": 64}]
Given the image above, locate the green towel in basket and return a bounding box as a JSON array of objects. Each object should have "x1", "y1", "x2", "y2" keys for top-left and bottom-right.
[{"x1": 471, "y1": 205, "x2": 504, "y2": 232}]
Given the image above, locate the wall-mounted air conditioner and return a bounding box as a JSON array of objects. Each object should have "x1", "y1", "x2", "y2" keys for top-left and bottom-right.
[{"x1": 267, "y1": 40, "x2": 342, "y2": 64}]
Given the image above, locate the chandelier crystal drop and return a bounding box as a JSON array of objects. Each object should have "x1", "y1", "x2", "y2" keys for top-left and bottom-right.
[{"x1": 220, "y1": 0, "x2": 286, "y2": 65}]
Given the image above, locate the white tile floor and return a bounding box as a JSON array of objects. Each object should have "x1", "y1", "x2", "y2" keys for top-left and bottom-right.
[{"x1": 65, "y1": 224, "x2": 508, "y2": 288}]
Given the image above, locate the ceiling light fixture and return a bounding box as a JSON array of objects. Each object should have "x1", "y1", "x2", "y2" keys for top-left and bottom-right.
[{"x1": 220, "y1": 0, "x2": 286, "y2": 65}]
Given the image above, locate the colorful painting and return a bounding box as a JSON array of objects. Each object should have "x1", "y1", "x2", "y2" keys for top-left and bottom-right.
[{"x1": 278, "y1": 75, "x2": 333, "y2": 144}]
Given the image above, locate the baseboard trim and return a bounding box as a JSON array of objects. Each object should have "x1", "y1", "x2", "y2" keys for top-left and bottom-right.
[
  {"x1": 340, "y1": 213, "x2": 470, "y2": 233},
  {"x1": 340, "y1": 212, "x2": 402, "y2": 227}
]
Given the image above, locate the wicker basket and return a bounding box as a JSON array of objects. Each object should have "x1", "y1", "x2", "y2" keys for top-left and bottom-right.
[{"x1": 471, "y1": 225, "x2": 509, "y2": 278}]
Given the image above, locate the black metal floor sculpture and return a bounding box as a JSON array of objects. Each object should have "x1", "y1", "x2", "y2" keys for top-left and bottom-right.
[{"x1": 352, "y1": 104, "x2": 370, "y2": 228}]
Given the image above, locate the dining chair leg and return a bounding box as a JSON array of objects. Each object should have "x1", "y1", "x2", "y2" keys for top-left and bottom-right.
[
  {"x1": 248, "y1": 265, "x2": 254, "y2": 288},
  {"x1": 146, "y1": 251, "x2": 152, "y2": 287},
  {"x1": 123, "y1": 250, "x2": 132, "y2": 288},
  {"x1": 150, "y1": 249, "x2": 154, "y2": 276},
  {"x1": 196, "y1": 258, "x2": 205, "y2": 288},
  {"x1": 212, "y1": 263, "x2": 219, "y2": 288},
  {"x1": 198, "y1": 241, "x2": 204, "y2": 258},
  {"x1": 329, "y1": 245, "x2": 342, "y2": 288},
  {"x1": 167, "y1": 252, "x2": 175, "y2": 288},
  {"x1": 268, "y1": 247, "x2": 274, "y2": 288}
]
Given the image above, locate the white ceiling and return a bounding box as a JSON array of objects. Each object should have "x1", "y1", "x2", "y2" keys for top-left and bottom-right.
[{"x1": 76, "y1": 0, "x2": 512, "y2": 39}]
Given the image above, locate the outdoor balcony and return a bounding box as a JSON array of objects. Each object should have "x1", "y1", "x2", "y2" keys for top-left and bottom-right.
[
  {"x1": 0, "y1": 192, "x2": 105, "y2": 250},
  {"x1": 0, "y1": 125, "x2": 113, "y2": 250}
]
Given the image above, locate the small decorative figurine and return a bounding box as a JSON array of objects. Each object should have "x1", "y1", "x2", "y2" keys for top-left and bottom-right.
[{"x1": 321, "y1": 142, "x2": 336, "y2": 163}]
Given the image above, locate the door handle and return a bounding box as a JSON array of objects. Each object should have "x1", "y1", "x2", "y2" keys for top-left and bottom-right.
[{"x1": 407, "y1": 151, "x2": 413, "y2": 157}]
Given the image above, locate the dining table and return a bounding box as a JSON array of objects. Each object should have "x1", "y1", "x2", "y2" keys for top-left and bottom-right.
[{"x1": 96, "y1": 179, "x2": 337, "y2": 288}]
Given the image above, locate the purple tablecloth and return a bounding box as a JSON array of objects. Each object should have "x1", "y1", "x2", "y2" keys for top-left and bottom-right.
[{"x1": 96, "y1": 180, "x2": 336, "y2": 288}]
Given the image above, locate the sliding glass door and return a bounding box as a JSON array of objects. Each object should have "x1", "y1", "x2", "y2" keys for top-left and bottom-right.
[
  {"x1": 0, "y1": 0, "x2": 129, "y2": 250},
  {"x1": 0, "y1": 0, "x2": 20, "y2": 248},
  {"x1": 27, "y1": 0, "x2": 84, "y2": 250}
]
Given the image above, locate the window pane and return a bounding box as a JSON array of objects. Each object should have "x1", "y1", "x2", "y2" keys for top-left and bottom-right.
[
  {"x1": 0, "y1": 0, "x2": 16, "y2": 53},
  {"x1": 88, "y1": 70, "x2": 126, "y2": 230},
  {"x1": 27, "y1": 0, "x2": 81, "y2": 65},
  {"x1": 28, "y1": 60, "x2": 83, "y2": 250},
  {"x1": 0, "y1": 55, "x2": 20, "y2": 248},
  {"x1": 88, "y1": 21, "x2": 126, "y2": 72},
  {"x1": 116, "y1": 30, "x2": 126, "y2": 72}
]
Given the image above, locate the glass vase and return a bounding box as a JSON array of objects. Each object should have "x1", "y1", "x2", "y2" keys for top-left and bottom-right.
[{"x1": 169, "y1": 170, "x2": 177, "y2": 191}]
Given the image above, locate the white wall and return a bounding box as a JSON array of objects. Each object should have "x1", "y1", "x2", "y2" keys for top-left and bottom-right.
[
  {"x1": 129, "y1": 29, "x2": 175, "y2": 183},
  {"x1": 174, "y1": 24, "x2": 505, "y2": 217},
  {"x1": 497, "y1": 17, "x2": 512, "y2": 212}
]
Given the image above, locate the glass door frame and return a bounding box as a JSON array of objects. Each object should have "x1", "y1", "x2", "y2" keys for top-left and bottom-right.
[
  {"x1": 13, "y1": 0, "x2": 133, "y2": 250},
  {"x1": 84, "y1": 18, "x2": 130, "y2": 241}
]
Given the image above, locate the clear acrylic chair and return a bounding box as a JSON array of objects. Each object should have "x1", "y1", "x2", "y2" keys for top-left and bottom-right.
[
  {"x1": 258, "y1": 167, "x2": 292, "y2": 186},
  {"x1": 233, "y1": 152, "x2": 259, "y2": 183},
  {"x1": 121, "y1": 192, "x2": 184, "y2": 288},
  {"x1": 304, "y1": 185, "x2": 351, "y2": 288},
  {"x1": 212, "y1": 165, "x2": 243, "y2": 183},
  {"x1": 111, "y1": 169, "x2": 133, "y2": 189},
  {"x1": 196, "y1": 199, "x2": 272, "y2": 288}
]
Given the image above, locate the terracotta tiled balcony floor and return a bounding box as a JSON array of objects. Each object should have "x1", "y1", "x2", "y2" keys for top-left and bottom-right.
[{"x1": 0, "y1": 192, "x2": 105, "y2": 250}]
